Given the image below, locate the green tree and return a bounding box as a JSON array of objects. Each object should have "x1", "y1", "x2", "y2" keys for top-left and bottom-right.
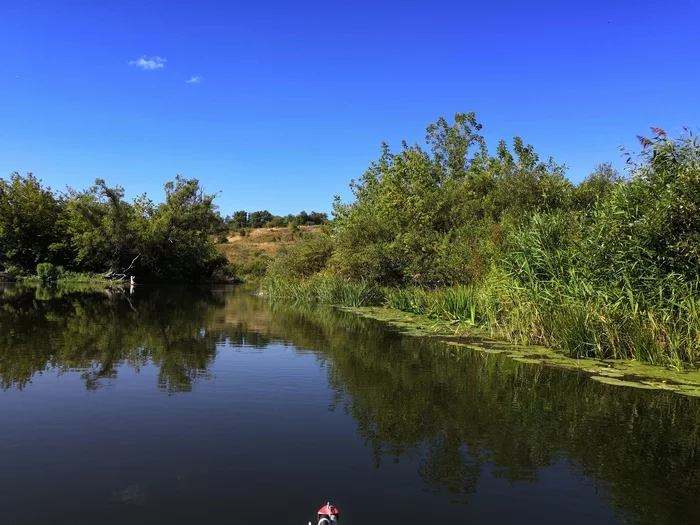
[
  {"x1": 329, "y1": 113, "x2": 569, "y2": 286},
  {"x1": 0, "y1": 173, "x2": 66, "y2": 271},
  {"x1": 249, "y1": 210, "x2": 273, "y2": 228},
  {"x1": 265, "y1": 215, "x2": 285, "y2": 228},
  {"x1": 137, "y1": 176, "x2": 227, "y2": 281},
  {"x1": 485, "y1": 137, "x2": 572, "y2": 223},
  {"x1": 230, "y1": 210, "x2": 249, "y2": 229},
  {"x1": 61, "y1": 179, "x2": 138, "y2": 273},
  {"x1": 307, "y1": 211, "x2": 328, "y2": 225},
  {"x1": 571, "y1": 162, "x2": 623, "y2": 215}
]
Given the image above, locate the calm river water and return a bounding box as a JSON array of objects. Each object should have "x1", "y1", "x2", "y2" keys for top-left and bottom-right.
[{"x1": 1, "y1": 283, "x2": 699, "y2": 524}]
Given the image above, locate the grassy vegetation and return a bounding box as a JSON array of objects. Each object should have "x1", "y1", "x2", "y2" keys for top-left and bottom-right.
[
  {"x1": 18, "y1": 273, "x2": 110, "y2": 284},
  {"x1": 218, "y1": 225, "x2": 325, "y2": 280},
  {"x1": 385, "y1": 276, "x2": 700, "y2": 368},
  {"x1": 266, "y1": 113, "x2": 700, "y2": 369},
  {"x1": 266, "y1": 272, "x2": 700, "y2": 369},
  {"x1": 3, "y1": 262, "x2": 126, "y2": 286},
  {"x1": 267, "y1": 274, "x2": 383, "y2": 307}
]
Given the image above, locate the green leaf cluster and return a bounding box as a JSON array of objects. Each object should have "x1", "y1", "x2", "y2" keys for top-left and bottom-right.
[
  {"x1": 0, "y1": 174, "x2": 229, "y2": 282},
  {"x1": 326, "y1": 112, "x2": 572, "y2": 286}
]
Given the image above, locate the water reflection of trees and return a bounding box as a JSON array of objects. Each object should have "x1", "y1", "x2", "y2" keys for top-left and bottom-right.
[
  {"x1": 2, "y1": 285, "x2": 700, "y2": 523},
  {"x1": 263, "y1": 303, "x2": 700, "y2": 525},
  {"x1": 0, "y1": 284, "x2": 232, "y2": 393},
  {"x1": 0, "y1": 283, "x2": 288, "y2": 393}
]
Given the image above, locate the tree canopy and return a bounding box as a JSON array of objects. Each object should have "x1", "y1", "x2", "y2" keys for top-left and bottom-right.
[
  {"x1": 0, "y1": 174, "x2": 229, "y2": 282},
  {"x1": 275, "y1": 112, "x2": 700, "y2": 296}
]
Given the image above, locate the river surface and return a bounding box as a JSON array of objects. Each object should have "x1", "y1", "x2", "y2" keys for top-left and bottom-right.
[{"x1": 1, "y1": 283, "x2": 699, "y2": 524}]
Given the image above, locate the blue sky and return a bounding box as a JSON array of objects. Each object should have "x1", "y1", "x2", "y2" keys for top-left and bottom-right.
[{"x1": 2, "y1": 0, "x2": 699, "y2": 215}]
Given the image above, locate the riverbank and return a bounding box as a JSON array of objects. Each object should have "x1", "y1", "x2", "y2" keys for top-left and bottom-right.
[
  {"x1": 2, "y1": 269, "x2": 241, "y2": 286},
  {"x1": 263, "y1": 115, "x2": 700, "y2": 376},
  {"x1": 345, "y1": 306, "x2": 700, "y2": 398},
  {"x1": 265, "y1": 275, "x2": 700, "y2": 396},
  {"x1": 14, "y1": 273, "x2": 116, "y2": 285}
]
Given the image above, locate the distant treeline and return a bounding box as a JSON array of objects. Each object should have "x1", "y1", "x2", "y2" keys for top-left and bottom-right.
[{"x1": 225, "y1": 209, "x2": 328, "y2": 229}]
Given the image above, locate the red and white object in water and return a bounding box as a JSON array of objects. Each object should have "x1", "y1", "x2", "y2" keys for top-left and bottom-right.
[{"x1": 314, "y1": 502, "x2": 340, "y2": 524}]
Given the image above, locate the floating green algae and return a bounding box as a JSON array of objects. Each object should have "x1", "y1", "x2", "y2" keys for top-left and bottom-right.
[{"x1": 342, "y1": 306, "x2": 700, "y2": 398}]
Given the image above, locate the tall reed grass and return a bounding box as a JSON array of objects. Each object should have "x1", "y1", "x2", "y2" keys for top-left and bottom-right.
[
  {"x1": 266, "y1": 274, "x2": 383, "y2": 307},
  {"x1": 384, "y1": 278, "x2": 700, "y2": 367},
  {"x1": 266, "y1": 269, "x2": 700, "y2": 367},
  {"x1": 384, "y1": 285, "x2": 488, "y2": 326}
]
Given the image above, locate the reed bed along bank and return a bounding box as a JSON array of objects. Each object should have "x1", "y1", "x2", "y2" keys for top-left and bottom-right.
[
  {"x1": 264, "y1": 119, "x2": 700, "y2": 369},
  {"x1": 266, "y1": 274, "x2": 700, "y2": 369}
]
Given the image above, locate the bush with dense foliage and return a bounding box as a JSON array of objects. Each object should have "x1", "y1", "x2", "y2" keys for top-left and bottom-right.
[
  {"x1": 36, "y1": 262, "x2": 63, "y2": 282},
  {"x1": 268, "y1": 114, "x2": 700, "y2": 367},
  {"x1": 267, "y1": 233, "x2": 334, "y2": 280},
  {"x1": 0, "y1": 174, "x2": 231, "y2": 282}
]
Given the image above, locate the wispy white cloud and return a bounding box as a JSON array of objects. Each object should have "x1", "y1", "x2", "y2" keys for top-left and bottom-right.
[
  {"x1": 128, "y1": 56, "x2": 167, "y2": 71},
  {"x1": 185, "y1": 76, "x2": 202, "y2": 84}
]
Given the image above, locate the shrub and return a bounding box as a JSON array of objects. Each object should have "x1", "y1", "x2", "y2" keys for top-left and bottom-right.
[
  {"x1": 36, "y1": 263, "x2": 63, "y2": 282},
  {"x1": 268, "y1": 234, "x2": 334, "y2": 279},
  {"x1": 240, "y1": 256, "x2": 271, "y2": 279}
]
